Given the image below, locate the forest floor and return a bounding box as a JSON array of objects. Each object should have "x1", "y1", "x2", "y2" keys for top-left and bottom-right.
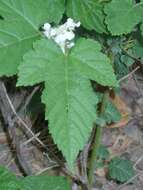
[
  {"x1": 0, "y1": 71, "x2": 143, "y2": 190},
  {"x1": 94, "y1": 71, "x2": 143, "y2": 190}
]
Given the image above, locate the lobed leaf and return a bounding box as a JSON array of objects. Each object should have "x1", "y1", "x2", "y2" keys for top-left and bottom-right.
[
  {"x1": 70, "y1": 38, "x2": 118, "y2": 87},
  {"x1": 17, "y1": 39, "x2": 98, "y2": 168},
  {"x1": 140, "y1": 23, "x2": 143, "y2": 37},
  {"x1": 109, "y1": 157, "x2": 134, "y2": 182},
  {"x1": 17, "y1": 38, "x2": 117, "y2": 169},
  {"x1": 104, "y1": 0, "x2": 142, "y2": 35},
  {"x1": 0, "y1": 166, "x2": 21, "y2": 190},
  {"x1": 0, "y1": 166, "x2": 70, "y2": 190},
  {"x1": 67, "y1": 0, "x2": 106, "y2": 33},
  {"x1": 22, "y1": 176, "x2": 70, "y2": 190},
  {"x1": 97, "y1": 145, "x2": 109, "y2": 160},
  {"x1": 0, "y1": 0, "x2": 64, "y2": 76},
  {"x1": 100, "y1": 100, "x2": 121, "y2": 125}
]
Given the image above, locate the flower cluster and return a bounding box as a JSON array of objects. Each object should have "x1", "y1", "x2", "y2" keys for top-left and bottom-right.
[{"x1": 43, "y1": 18, "x2": 80, "y2": 53}]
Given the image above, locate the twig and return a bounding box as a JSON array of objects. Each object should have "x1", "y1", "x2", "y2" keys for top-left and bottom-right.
[
  {"x1": 0, "y1": 80, "x2": 32, "y2": 175},
  {"x1": 22, "y1": 132, "x2": 41, "y2": 146},
  {"x1": 0, "y1": 81, "x2": 63, "y2": 164},
  {"x1": 35, "y1": 164, "x2": 59, "y2": 175},
  {"x1": 20, "y1": 85, "x2": 41, "y2": 113},
  {"x1": 0, "y1": 81, "x2": 47, "y2": 149},
  {"x1": 0, "y1": 80, "x2": 89, "y2": 189},
  {"x1": 133, "y1": 154, "x2": 143, "y2": 169},
  {"x1": 133, "y1": 73, "x2": 143, "y2": 97},
  {"x1": 119, "y1": 66, "x2": 140, "y2": 83}
]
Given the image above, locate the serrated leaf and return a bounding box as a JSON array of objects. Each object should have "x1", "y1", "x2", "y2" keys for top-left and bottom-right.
[
  {"x1": 17, "y1": 38, "x2": 117, "y2": 168},
  {"x1": 22, "y1": 176, "x2": 70, "y2": 190},
  {"x1": 104, "y1": 0, "x2": 142, "y2": 35},
  {"x1": 101, "y1": 100, "x2": 121, "y2": 124},
  {"x1": 43, "y1": 0, "x2": 65, "y2": 24},
  {"x1": 132, "y1": 40, "x2": 143, "y2": 59},
  {"x1": 42, "y1": 79, "x2": 98, "y2": 169},
  {"x1": 0, "y1": 0, "x2": 64, "y2": 76},
  {"x1": 141, "y1": 23, "x2": 143, "y2": 35},
  {"x1": 109, "y1": 158, "x2": 134, "y2": 182},
  {"x1": 0, "y1": 166, "x2": 21, "y2": 190},
  {"x1": 67, "y1": 0, "x2": 106, "y2": 33},
  {"x1": 17, "y1": 38, "x2": 98, "y2": 168},
  {"x1": 70, "y1": 38, "x2": 118, "y2": 87},
  {"x1": 121, "y1": 54, "x2": 134, "y2": 67},
  {"x1": 0, "y1": 166, "x2": 70, "y2": 190},
  {"x1": 97, "y1": 145, "x2": 109, "y2": 160}
]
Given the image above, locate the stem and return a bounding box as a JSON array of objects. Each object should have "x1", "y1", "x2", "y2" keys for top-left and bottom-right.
[
  {"x1": 88, "y1": 126, "x2": 102, "y2": 187},
  {"x1": 88, "y1": 91, "x2": 109, "y2": 189}
]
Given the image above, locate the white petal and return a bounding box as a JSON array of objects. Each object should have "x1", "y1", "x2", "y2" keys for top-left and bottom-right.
[
  {"x1": 67, "y1": 42, "x2": 75, "y2": 49},
  {"x1": 43, "y1": 23, "x2": 51, "y2": 31},
  {"x1": 67, "y1": 18, "x2": 74, "y2": 25},
  {"x1": 50, "y1": 28, "x2": 57, "y2": 36},
  {"x1": 66, "y1": 18, "x2": 80, "y2": 30},
  {"x1": 43, "y1": 31, "x2": 51, "y2": 38},
  {"x1": 55, "y1": 38, "x2": 65, "y2": 53},
  {"x1": 64, "y1": 31, "x2": 75, "y2": 40},
  {"x1": 75, "y1": 21, "x2": 80, "y2": 27},
  {"x1": 57, "y1": 24, "x2": 67, "y2": 34},
  {"x1": 55, "y1": 34, "x2": 65, "y2": 42}
]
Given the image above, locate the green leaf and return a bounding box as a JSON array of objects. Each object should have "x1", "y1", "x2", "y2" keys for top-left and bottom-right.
[
  {"x1": 132, "y1": 40, "x2": 143, "y2": 59},
  {"x1": 70, "y1": 38, "x2": 118, "y2": 87},
  {"x1": 95, "y1": 161, "x2": 105, "y2": 169},
  {"x1": 141, "y1": 23, "x2": 143, "y2": 37},
  {"x1": 0, "y1": 0, "x2": 64, "y2": 76},
  {"x1": 0, "y1": 166, "x2": 71, "y2": 190},
  {"x1": 100, "y1": 100, "x2": 121, "y2": 125},
  {"x1": 22, "y1": 176, "x2": 70, "y2": 190},
  {"x1": 17, "y1": 38, "x2": 98, "y2": 169},
  {"x1": 121, "y1": 54, "x2": 134, "y2": 67},
  {"x1": 109, "y1": 157, "x2": 134, "y2": 182},
  {"x1": 67, "y1": 0, "x2": 107, "y2": 33},
  {"x1": 97, "y1": 145, "x2": 109, "y2": 160},
  {"x1": 104, "y1": 0, "x2": 142, "y2": 35},
  {"x1": 0, "y1": 166, "x2": 21, "y2": 190},
  {"x1": 96, "y1": 98, "x2": 121, "y2": 126},
  {"x1": 43, "y1": 0, "x2": 65, "y2": 24},
  {"x1": 42, "y1": 79, "x2": 98, "y2": 169},
  {"x1": 17, "y1": 38, "x2": 117, "y2": 168},
  {"x1": 114, "y1": 55, "x2": 129, "y2": 79}
]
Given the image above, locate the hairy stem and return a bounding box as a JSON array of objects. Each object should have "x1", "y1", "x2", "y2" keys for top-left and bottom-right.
[{"x1": 88, "y1": 90, "x2": 109, "y2": 189}]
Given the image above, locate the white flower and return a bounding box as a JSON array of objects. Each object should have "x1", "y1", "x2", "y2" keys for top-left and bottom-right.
[
  {"x1": 43, "y1": 31, "x2": 50, "y2": 38},
  {"x1": 43, "y1": 18, "x2": 80, "y2": 53},
  {"x1": 67, "y1": 42, "x2": 75, "y2": 49},
  {"x1": 66, "y1": 18, "x2": 80, "y2": 30},
  {"x1": 64, "y1": 31, "x2": 75, "y2": 40},
  {"x1": 50, "y1": 28, "x2": 57, "y2": 36},
  {"x1": 43, "y1": 23, "x2": 51, "y2": 38},
  {"x1": 43, "y1": 23, "x2": 51, "y2": 32},
  {"x1": 54, "y1": 34, "x2": 65, "y2": 44}
]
